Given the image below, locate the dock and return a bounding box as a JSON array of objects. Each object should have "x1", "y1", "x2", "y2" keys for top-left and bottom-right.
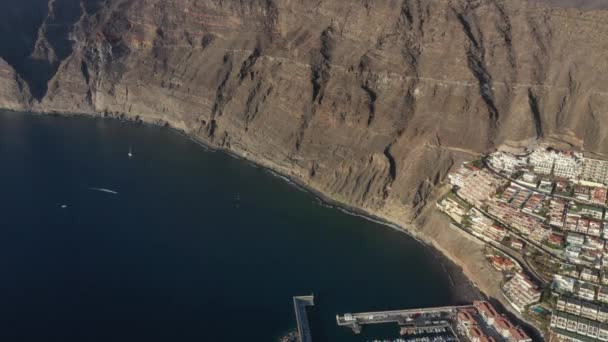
[
  {"x1": 336, "y1": 305, "x2": 473, "y2": 334},
  {"x1": 293, "y1": 295, "x2": 315, "y2": 342}
]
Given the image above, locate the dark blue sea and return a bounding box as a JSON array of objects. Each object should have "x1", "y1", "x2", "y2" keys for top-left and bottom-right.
[{"x1": 0, "y1": 111, "x2": 465, "y2": 341}]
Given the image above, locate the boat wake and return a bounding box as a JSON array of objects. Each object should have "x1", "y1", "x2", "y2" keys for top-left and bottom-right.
[{"x1": 88, "y1": 187, "x2": 119, "y2": 195}]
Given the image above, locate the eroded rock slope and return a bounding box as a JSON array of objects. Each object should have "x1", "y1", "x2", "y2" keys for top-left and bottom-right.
[{"x1": 2, "y1": 0, "x2": 608, "y2": 225}]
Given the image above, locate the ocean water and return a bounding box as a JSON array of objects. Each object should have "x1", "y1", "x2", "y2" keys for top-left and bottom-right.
[{"x1": 0, "y1": 111, "x2": 461, "y2": 341}]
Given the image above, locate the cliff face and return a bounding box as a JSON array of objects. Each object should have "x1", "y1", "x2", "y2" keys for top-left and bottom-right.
[{"x1": 2, "y1": 0, "x2": 608, "y2": 223}]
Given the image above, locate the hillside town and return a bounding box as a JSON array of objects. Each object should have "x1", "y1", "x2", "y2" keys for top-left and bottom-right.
[{"x1": 437, "y1": 147, "x2": 608, "y2": 342}]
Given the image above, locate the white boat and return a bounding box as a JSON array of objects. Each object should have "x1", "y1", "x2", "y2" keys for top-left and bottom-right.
[{"x1": 128, "y1": 146, "x2": 133, "y2": 158}]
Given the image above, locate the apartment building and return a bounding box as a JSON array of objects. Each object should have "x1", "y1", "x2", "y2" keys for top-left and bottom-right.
[
  {"x1": 484, "y1": 224, "x2": 508, "y2": 242},
  {"x1": 502, "y1": 273, "x2": 542, "y2": 313},
  {"x1": 582, "y1": 158, "x2": 608, "y2": 185},
  {"x1": 488, "y1": 152, "x2": 527, "y2": 175},
  {"x1": 581, "y1": 268, "x2": 600, "y2": 283},
  {"x1": 598, "y1": 287, "x2": 608, "y2": 305},
  {"x1": 592, "y1": 187, "x2": 608, "y2": 206},
  {"x1": 529, "y1": 149, "x2": 582, "y2": 179},
  {"x1": 529, "y1": 150, "x2": 556, "y2": 175},
  {"x1": 448, "y1": 163, "x2": 480, "y2": 188},
  {"x1": 469, "y1": 208, "x2": 495, "y2": 238},
  {"x1": 488, "y1": 201, "x2": 545, "y2": 236},
  {"x1": 577, "y1": 283, "x2": 597, "y2": 302},
  {"x1": 554, "y1": 152, "x2": 583, "y2": 179},
  {"x1": 437, "y1": 196, "x2": 469, "y2": 224},
  {"x1": 581, "y1": 205, "x2": 604, "y2": 220},
  {"x1": 458, "y1": 170, "x2": 505, "y2": 208},
  {"x1": 549, "y1": 199, "x2": 568, "y2": 227},
  {"x1": 554, "y1": 275, "x2": 577, "y2": 293}
]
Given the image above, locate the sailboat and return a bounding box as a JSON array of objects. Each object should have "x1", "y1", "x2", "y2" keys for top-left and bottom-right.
[{"x1": 128, "y1": 146, "x2": 133, "y2": 159}]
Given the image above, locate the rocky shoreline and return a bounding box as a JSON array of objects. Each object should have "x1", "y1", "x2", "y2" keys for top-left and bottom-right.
[{"x1": 278, "y1": 331, "x2": 299, "y2": 342}]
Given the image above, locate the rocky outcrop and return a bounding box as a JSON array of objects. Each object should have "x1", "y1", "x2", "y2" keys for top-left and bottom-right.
[
  {"x1": 2, "y1": 0, "x2": 608, "y2": 238},
  {"x1": 0, "y1": 58, "x2": 31, "y2": 111}
]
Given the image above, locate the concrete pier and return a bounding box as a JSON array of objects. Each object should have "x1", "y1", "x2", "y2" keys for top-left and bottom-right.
[
  {"x1": 293, "y1": 295, "x2": 315, "y2": 342},
  {"x1": 336, "y1": 305, "x2": 472, "y2": 334}
]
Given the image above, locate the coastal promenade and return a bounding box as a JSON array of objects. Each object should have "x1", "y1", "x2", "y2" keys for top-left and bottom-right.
[
  {"x1": 293, "y1": 295, "x2": 315, "y2": 342},
  {"x1": 457, "y1": 218, "x2": 550, "y2": 285}
]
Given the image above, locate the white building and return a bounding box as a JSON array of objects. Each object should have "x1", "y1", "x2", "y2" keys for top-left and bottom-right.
[
  {"x1": 599, "y1": 306, "x2": 608, "y2": 323},
  {"x1": 581, "y1": 301, "x2": 599, "y2": 321},
  {"x1": 554, "y1": 152, "x2": 583, "y2": 179},
  {"x1": 521, "y1": 171, "x2": 539, "y2": 186},
  {"x1": 581, "y1": 268, "x2": 600, "y2": 283},
  {"x1": 528, "y1": 149, "x2": 582, "y2": 179},
  {"x1": 582, "y1": 158, "x2": 608, "y2": 185},
  {"x1": 598, "y1": 287, "x2": 608, "y2": 304},
  {"x1": 436, "y1": 197, "x2": 468, "y2": 224},
  {"x1": 554, "y1": 275, "x2": 576, "y2": 293},
  {"x1": 488, "y1": 152, "x2": 527, "y2": 175},
  {"x1": 448, "y1": 164, "x2": 479, "y2": 188},
  {"x1": 502, "y1": 272, "x2": 542, "y2": 313},
  {"x1": 468, "y1": 208, "x2": 494, "y2": 237},
  {"x1": 567, "y1": 233, "x2": 585, "y2": 246},
  {"x1": 578, "y1": 283, "x2": 597, "y2": 302},
  {"x1": 581, "y1": 205, "x2": 604, "y2": 220},
  {"x1": 529, "y1": 150, "x2": 556, "y2": 175}
]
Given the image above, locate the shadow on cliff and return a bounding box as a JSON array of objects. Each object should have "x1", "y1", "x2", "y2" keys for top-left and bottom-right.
[{"x1": 0, "y1": 0, "x2": 102, "y2": 100}]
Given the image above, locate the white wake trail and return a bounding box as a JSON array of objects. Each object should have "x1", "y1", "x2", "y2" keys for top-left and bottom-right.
[{"x1": 88, "y1": 187, "x2": 119, "y2": 195}]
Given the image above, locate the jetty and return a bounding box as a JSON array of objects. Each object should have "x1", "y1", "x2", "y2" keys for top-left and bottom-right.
[
  {"x1": 293, "y1": 295, "x2": 315, "y2": 342},
  {"x1": 336, "y1": 304, "x2": 473, "y2": 334}
]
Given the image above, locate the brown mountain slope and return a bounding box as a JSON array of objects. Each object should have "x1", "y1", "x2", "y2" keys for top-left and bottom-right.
[
  {"x1": 21, "y1": 0, "x2": 607, "y2": 219},
  {"x1": 1, "y1": 0, "x2": 608, "y2": 307},
  {"x1": 539, "y1": 0, "x2": 608, "y2": 10}
]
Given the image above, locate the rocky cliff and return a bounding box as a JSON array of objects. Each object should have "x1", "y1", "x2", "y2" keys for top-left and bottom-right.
[{"x1": 2, "y1": 0, "x2": 608, "y2": 250}]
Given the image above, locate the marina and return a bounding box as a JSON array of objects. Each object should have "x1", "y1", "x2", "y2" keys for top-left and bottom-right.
[
  {"x1": 337, "y1": 301, "x2": 532, "y2": 341},
  {"x1": 336, "y1": 305, "x2": 470, "y2": 336}
]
